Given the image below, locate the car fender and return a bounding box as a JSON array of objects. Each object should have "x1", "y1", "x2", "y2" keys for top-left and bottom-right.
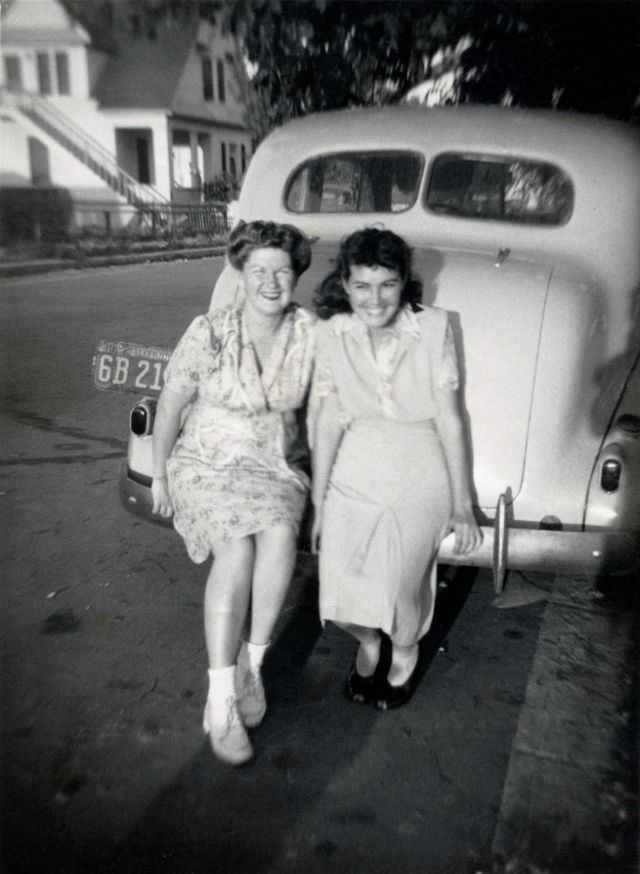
[{"x1": 584, "y1": 345, "x2": 640, "y2": 543}]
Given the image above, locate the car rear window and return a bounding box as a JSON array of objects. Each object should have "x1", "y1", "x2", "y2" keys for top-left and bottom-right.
[
  {"x1": 285, "y1": 151, "x2": 423, "y2": 214},
  {"x1": 426, "y1": 153, "x2": 574, "y2": 225}
]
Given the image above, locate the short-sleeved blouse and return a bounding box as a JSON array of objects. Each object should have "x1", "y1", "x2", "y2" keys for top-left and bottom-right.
[
  {"x1": 164, "y1": 304, "x2": 316, "y2": 562},
  {"x1": 309, "y1": 304, "x2": 458, "y2": 432}
]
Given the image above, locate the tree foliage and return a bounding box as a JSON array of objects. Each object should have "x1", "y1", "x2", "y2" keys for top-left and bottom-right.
[
  {"x1": 455, "y1": 1, "x2": 640, "y2": 118},
  {"x1": 62, "y1": 0, "x2": 640, "y2": 143},
  {"x1": 225, "y1": 0, "x2": 466, "y2": 140},
  {"x1": 228, "y1": 0, "x2": 640, "y2": 138}
]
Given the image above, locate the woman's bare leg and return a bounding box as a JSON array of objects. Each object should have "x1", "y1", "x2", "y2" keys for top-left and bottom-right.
[
  {"x1": 231, "y1": 524, "x2": 297, "y2": 727},
  {"x1": 201, "y1": 536, "x2": 256, "y2": 764},
  {"x1": 204, "y1": 536, "x2": 254, "y2": 668},
  {"x1": 247, "y1": 523, "x2": 298, "y2": 644},
  {"x1": 335, "y1": 621, "x2": 381, "y2": 676},
  {"x1": 388, "y1": 634, "x2": 419, "y2": 687}
]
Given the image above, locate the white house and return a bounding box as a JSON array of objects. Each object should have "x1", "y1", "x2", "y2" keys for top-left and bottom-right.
[{"x1": 0, "y1": 0, "x2": 252, "y2": 209}]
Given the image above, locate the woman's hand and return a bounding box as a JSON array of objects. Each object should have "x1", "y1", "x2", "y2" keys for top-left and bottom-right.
[
  {"x1": 151, "y1": 477, "x2": 173, "y2": 518},
  {"x1": 450, "y1": 506, "x2": 483, "y2": 555}
]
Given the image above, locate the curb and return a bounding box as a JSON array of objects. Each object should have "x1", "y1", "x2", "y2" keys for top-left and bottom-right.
[
  {"x1": 0, "y1": 245, "x2": 227, "y2": 278},
  {"x1": 491, "y1": 573, "x2": 638, "y2": 872}
]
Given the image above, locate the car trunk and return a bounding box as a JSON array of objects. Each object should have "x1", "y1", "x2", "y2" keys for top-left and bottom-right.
[{"x1": 296, "y1": 243, "x2": 551, "y2": 513}]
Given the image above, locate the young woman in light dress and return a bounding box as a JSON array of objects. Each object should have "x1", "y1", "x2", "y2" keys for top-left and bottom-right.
[
  {"x1": 151, "y1": 221, "x2": 315, "y2": 764},
  {"x1": 310, "y1": 228, "x2": 481, "y2": 710}
]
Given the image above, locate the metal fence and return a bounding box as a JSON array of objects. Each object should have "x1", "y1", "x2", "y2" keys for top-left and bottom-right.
[
  {"x1": 70, "y1": 200, "x2": 230, "y2": 240},
  {"x1": 0, "y1": 198, "x2": 230, "y2": 245}
]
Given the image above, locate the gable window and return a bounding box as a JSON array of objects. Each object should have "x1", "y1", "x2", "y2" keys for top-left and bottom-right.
[
  {"x1": 202, "y1": 58, "x2": 214, "y2": 101},
  {"x1": 4, "y1": 55, "x2": 22, "y2": 92},
  {"x1": 55, "y1": 52, "x2": 70, "y2": 95},
  {"x1": 285, "y1": 151, "x2": 423, "y2": 214},
  {"x1": 425, "y1": 153, "x2": 574, "y2": 225},
  {"x1": 217, "y1": 59, "x2": 225, "y2": 102},
  {"x1": 37, "y1": 52, "x2": 51, "y2": 95}
]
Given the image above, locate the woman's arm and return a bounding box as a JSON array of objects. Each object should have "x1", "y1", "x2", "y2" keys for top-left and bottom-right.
[
  {"x1": 435, "y1": 388, "x2": 482, "y2": 555},
  {"x1": 150, "y1": 385, "x2": 194, "y2": 517},
  {"x1": 310, "y1": 392, "x2": 344, "y2": 553}
]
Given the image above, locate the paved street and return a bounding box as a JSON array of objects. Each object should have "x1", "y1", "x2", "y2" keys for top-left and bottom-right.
[{"x1": 1, "y1": 260, "x2": 638, "y2": 873}]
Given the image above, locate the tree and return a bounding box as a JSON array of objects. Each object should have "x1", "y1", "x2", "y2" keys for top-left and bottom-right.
[
  {"x1": 225, "y1": 0, "x2": 462, "y2": 141},
  {"x1": 62, "y1": 0, "x2": 640, "y2": 144},
  {"x1": 455, "y1": 1, "x2": 640, "y2": 118},
  {"x1": 226, "y1": 0, "x2": 640, "y2": 138}
]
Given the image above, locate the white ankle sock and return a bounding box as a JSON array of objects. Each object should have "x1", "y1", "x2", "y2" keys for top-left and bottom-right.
[
  {"x1": 207, "y1": 666, "x2": 236, "y2": 723},
  {"x1": 388, "y1": 643, "x2": 419, "y2": 687},
  {"x1": 244, "y1": 640, "x2": 269, "y2": 671},
  {"x1": 355, "y1": 633, "x2": 381, "y2": 678}
]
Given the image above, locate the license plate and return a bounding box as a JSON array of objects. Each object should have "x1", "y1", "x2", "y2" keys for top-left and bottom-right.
[{"x1": 92, "y1": 340, "x2": 172, "y2": 393}]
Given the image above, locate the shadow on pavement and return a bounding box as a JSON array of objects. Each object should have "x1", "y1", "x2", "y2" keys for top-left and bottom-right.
[
  {"x1": 99, "y1": 563, "x2": 478, "y2": 874},
  {"x1": 2, "y1": 559, "x2": 481, "y2": 874}
]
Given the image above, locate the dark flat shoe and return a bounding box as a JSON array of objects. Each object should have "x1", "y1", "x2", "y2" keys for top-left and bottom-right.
[
  {"x1": 345, "y1": 663, "x2": 378, "y2": 704},
  {"x1": 375, "y1": 674, "x2": 416, "y2": 710}
]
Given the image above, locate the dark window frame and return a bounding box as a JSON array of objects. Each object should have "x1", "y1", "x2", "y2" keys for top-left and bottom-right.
[
  {"x1": 202, "y1": 57, "x2": 214, "y2": 101},
  {"x1": 284, "y1": 149, "x2": 424, "y2": 215},
  {"x1": 217, "y1": 59, "x2": 225, "y2": 102},
  {"x1": 55, "y1": 52, "x2": 70, "y2": 95},
  {"x1": 424, "y1": 151, "x2": 574, "y2": 226},
  {"x1": 36, "y1": 52, "x2": 51, "y2": 95},
  {"x1": 4, "y1": 55, "x2": 22, "y2": 91}
]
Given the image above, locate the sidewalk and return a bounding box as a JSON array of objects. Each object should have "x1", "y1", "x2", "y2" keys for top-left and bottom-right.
[
  {"x1": 491, "y1": 572, "x2": 638, "y2": 873},
  {"x1": 0, "y1": 244, "x2": 226, "y2": 278}
]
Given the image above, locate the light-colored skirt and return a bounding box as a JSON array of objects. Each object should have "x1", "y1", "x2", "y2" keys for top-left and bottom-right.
[{"x1": 319, "y1": 418, "x2": 451, "y2": 645}]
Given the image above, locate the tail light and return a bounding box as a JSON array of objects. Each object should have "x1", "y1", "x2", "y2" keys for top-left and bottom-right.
[
  {"x1": 600, "y1": 458, "x2": 621, "y2": 493},
  {"x1": 130, "y1": 400, "x2": 156, "y2": 436}
]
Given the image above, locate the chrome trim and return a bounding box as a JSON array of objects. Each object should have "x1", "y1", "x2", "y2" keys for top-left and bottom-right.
[{"x1": 438, "y1": 526, "x2": 639, "y2": 577}]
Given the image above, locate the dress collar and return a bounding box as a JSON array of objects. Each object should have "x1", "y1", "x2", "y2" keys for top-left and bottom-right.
[{"x1": 330, "y1": 304, "x2": 421, "y2": 340}]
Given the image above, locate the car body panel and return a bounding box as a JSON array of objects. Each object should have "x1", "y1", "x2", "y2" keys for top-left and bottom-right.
[{"x1": 117, "y1": 105, "x2": 640, "y2": 581}]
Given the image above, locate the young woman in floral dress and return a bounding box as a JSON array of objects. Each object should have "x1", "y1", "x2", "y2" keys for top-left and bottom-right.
[{"x1": 151, "y1": 221, "x2": 315, "y2": 764}]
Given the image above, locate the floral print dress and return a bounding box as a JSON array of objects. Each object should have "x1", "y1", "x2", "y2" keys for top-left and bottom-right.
[{"x1": 165, "y1": 304, "x2": 315, "y2": 563}]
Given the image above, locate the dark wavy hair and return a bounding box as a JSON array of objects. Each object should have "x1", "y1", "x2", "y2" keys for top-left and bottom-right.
[
  {"x1": 313, "y1": 227, "x2": 423, "y2": 320},
  {"x1": 227, "y1": 220, "x2": 311, "y2": 277}
]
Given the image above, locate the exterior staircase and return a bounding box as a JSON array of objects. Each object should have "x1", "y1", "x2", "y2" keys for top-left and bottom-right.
[{"x1": 2, "y1": 88, "x2": 169, "y2": 209}]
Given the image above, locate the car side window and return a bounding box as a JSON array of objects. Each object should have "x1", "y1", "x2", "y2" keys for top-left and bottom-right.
[
  {"x1": 285, "y1": 151, "x2": 423, "y2": 214},
  {"x1": 426, "y1": 153, "x2": 574, "y2": 225}
]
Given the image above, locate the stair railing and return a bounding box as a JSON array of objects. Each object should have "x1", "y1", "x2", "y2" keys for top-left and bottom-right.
[{"x1": 1, "y1": 87, "x2": 170, "y2": 208}]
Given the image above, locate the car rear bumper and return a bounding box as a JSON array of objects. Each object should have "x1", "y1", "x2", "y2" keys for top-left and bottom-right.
[
  {"x1": 119, "y1": 466, "x2": 173, "y2": 528},
  {"x1": 438, "y1": 525, "x2": 640, "y2": 577},
  {"x1": 121, "y1": 468, "x2": 639, "y2": 587}
]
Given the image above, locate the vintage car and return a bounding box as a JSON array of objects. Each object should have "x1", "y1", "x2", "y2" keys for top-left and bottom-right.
[{"x1": 96, "y1": 105, "x2": 640, "y2": 592}]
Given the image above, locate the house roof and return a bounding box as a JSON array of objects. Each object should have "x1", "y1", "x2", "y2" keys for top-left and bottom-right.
[
  {"x1": 2, "y1": 0, "x2": 91, "y2": 46},
  {"x1": 93, "y1": 18, "x2": 199, "y2": 109}
]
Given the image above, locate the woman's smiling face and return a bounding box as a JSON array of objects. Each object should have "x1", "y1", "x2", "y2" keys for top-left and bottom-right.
[
  {"x1": 343, "y1": 263, "x2": 404, "y2": 330},
  {"x1": 242, "y1": 247, "x2": 296, "y2": 318}
]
